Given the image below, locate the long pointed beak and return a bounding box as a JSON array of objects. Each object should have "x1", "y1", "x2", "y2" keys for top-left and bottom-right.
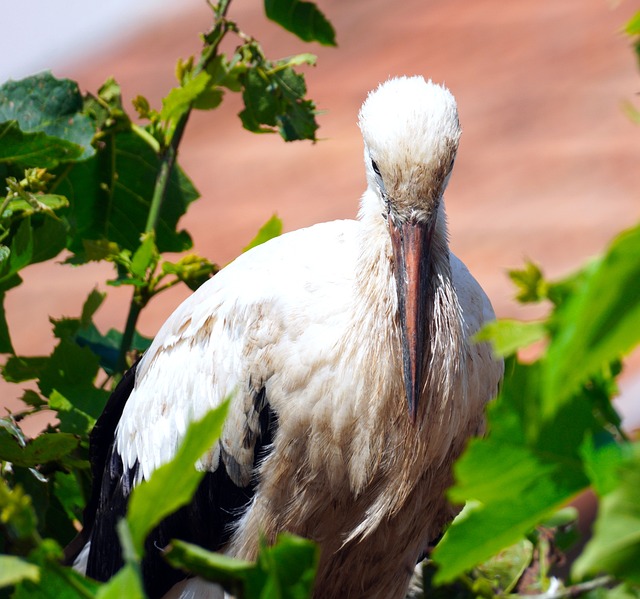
[{"x1": 389, "y1": 215, "x2": 436, "y2": 422}]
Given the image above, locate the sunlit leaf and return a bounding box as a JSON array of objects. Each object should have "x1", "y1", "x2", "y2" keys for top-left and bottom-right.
[
  {"x1": 95, "y1": 563, "x2": 145, "y2": 599},
  {"x1": 243, "y1": 214, "x2": 282, "y2": 253},
  {"x1": 0, "y1": 556, "x2": 40, "y2": 587},
  {"x1": 474, "y1": 319, "x2": 546, "y2": 358},
  {"x1": 544, "y1": 223, "x2": 640, "y2": 414}
]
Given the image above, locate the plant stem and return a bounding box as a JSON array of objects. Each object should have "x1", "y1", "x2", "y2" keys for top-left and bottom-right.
[{"x1": 116, "y1": 0, "x2": 233, "y2": 373}]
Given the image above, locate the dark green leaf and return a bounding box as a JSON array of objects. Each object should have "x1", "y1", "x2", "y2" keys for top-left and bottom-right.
[
  {"x1": 0, "y1": 430, "x2": 78, "y2": 467},
  {"x1": 508, "y1": 260, "x2": 547, "y2": 303},
  {"x1": 0, "y1": 121, "x2": 84, "y2": 169},
  {"x1": 239, "y1": 58, "x2": 318, "y2": 142},
  {"x1": 2, "y1": 356, "x2": 49, "y2": 383},
  {"x1": 0, "y1": 291, "x2": 15, "y2": 353},
  {"x1": 243, "y1": 214, "x2": 282, "y2": 253},
  {"x1": 52, "y1": 471, "x2": 85, "y2": 523},
  {"x1": 58, "y1": 128, "x2": 198, "y2": 260},
  {"x1": 0, "y1": 73, "x2": 95, "y2": 167},
  {"x1": 38, "y1": 339, "x2": 109, "y2": 433},
  {"x1": 264, "y1": 0, "x2": 336, "y2": 46},
  {"x1": 127, "y1": 401, "x2": 230, "y2": 555},
  {"x1": 80, "y1": 288, "x2": 106, "y2": 327},
  {"x1": 95, "y1": 563, "x2": 145, "y2": 599},
  {"x1": 165, "y1": 540, "x2": 256, "y2": 592}
]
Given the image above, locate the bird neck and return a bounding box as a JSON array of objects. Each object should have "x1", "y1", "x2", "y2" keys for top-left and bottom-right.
[{"x1": 355, "y1": 190, "x2": 467, "y2": 436}]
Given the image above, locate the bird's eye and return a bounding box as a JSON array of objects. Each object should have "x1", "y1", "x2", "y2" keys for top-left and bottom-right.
[{"x1": 371, "y1": 159, "x2": 382, "y2": 177}]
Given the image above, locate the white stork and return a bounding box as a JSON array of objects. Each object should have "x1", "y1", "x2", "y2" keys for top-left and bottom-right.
[{"x1": 68, "y1": 76, "x2": 503, "y2": 599}]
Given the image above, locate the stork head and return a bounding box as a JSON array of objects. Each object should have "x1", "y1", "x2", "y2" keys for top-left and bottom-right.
[{"x1": 358, "y1": 76, "x2": 461, "y2": 422}]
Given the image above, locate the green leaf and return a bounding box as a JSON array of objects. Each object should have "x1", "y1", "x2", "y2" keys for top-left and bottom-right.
[
  {"x1": 239, "y1": 61, "x2": 318, "y2": 142},
  {"x1": 127, "y1": 401, "x2": 230, "y2": 555},
  {"x1": 474, "y1": 538, "x2": 534, "y2": 595},
  {"x1": 130, "y1": 232, "x2": 157, "y2": 279},
  {"x1": 474, "y1": 319, "x2": 546, "y2": 357},
  {"x1": 80, "y1": 288, "x2": 106, "y2": 327},
  {"x1": 12, "y1": 554, "x2": 100, "y2": 599},
  {"x1": 165, "y1": 540, "x2": 256, "y2": 593},
  {"x1": 508, "y1": 259, "x2": 547, "y2": 303},
  {"x1": 625, "y1": 11, "x2": 640, "y2": 36},
  {"x1": 432, "y1": 361, "x2": 593, "y2": 582},
  {"x1": 2, "y1": 356, "x2": 49, "y2": 383},
  {"x1": 257, "y1": 534, "x2": 318, "y2": 598},
  {"x1": 58, "y1": 128, "x2": 198, "y2": 260},
  {"x1": 580, "y1": 433, "x2": 630, "y2": 496},
  {"x1": 52, "y1": 471, "x2": 85, "y2": 523},
  {"x1": 264, "y1": 0, "x2": 336, "y2": 46},
  {"x1": 161, "y1": 71, "x2": 223, "y2": 138},
  {"x1": 544, "y1": 223, "x2": 640, "y2": 413},
  {"x1": 0, "y1": 216, "x2": 67, "y2": 292},
  {"x1": 0, "y1": 430, "x2": 79, "y2": 467},
  {"x1": 0, "y1": 73, "x2": 95, "y2": 167},
  {"x1": 243, "y1": 214, "x2": 282, "y2": 253},
  {"x1": 95, "y1": 563, "x2": 145, "y2": 599},
  {"x1": 0, "y1": 478, "x2": 38, "y2": 539},
  {"x1": 0, "y1": 122, "x2": 84, "y2": 169},
  {"x1": 165, "y1": 533, "x2": 318, "y2": 598},
  {"x1": 38, "y1": 339, "x2": 109, "y2": 433},
  {"x1": 573, "y1": 447, "x2": 640, "y2": 583},
  {"x1": 0, "y1": 556, "x2": 39, "y2": 587},
  {"x1": 0, "y1": 291, "x2": 15, "y2": 353},
  {"x1": 161, "y1": 253, "x2": 217, "y2": 291}
]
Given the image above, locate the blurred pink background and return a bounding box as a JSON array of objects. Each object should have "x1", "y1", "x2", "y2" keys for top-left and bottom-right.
[{"x1": 2, "y1": 0, "x2": 639, "y2": 433}]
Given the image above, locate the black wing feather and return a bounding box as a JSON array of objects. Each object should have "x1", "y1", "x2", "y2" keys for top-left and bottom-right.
[{"x1": 67, "y1": 361, "x2": 277, "y2": 599}]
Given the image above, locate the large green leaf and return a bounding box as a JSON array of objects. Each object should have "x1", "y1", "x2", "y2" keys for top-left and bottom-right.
[
  {"x1": 57, "y1": 128, "x2": 198, "y2": 260},
  {"x1": 126, "y1": 401, "x2": 230, "y2": 556},
  {"x1": 544, "y1": 223, "x2": 640, "y2": 413},
  {"x1": 0, "y1": 73, "x2": 95, "y2": 167},
  {"x1": 264, "y1": 0, "x2": 336, "y2": 46},
  {"x1": 432, "y1": 361, "x2": 593, "y2": 582},
  {"x1": 573, "y1": 448, "x2": 640, "y2": 584}
]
